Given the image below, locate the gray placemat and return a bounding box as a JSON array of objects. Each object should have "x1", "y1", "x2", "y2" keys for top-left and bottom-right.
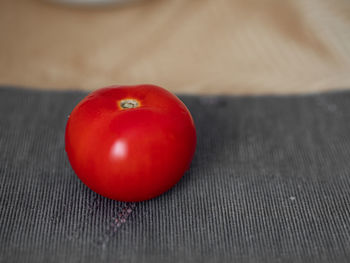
[{"x1": 1, "y1": 86, "x2": 350, "y2": 263}]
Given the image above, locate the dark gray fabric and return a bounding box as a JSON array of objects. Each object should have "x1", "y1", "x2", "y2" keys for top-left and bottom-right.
[{"x1": 1, "y1": 86, "x2": 350, "y2": 263}]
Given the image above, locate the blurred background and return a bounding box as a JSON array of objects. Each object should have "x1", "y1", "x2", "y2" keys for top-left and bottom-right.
[{"x1": 1, "y1": 0, "x2": 350, "y2": 94}]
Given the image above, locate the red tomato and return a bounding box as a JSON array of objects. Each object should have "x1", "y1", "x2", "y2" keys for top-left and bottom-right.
[{"x1": 65, "y1": 84, "x2": 196, "y2": 202}]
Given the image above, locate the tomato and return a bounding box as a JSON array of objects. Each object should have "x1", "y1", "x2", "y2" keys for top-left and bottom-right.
[{"x1": 65, "y1": 84, "x2": 196, "y2": 202}]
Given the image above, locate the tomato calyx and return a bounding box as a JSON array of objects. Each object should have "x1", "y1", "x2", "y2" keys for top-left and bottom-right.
[{"x1": 118, "y1": 98, "x2": 141, "y2": 110}]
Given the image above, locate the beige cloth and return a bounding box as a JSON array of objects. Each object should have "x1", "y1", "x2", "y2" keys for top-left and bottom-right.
[{"x1": 1, "y1": 0, "x2": 350, "y2": 94}]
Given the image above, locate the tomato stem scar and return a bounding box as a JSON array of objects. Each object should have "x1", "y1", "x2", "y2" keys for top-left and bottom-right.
[{"x1": 119, "y1": 99, "x2": 139, "y2": 109}]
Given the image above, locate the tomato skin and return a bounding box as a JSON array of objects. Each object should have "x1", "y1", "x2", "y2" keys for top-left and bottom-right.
[{"x1": 65, "y1": 84, "x2": 196, "y2": 202}]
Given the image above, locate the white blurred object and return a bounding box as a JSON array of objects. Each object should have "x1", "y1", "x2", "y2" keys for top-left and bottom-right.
[{"x1": 48, "y1": 0, "x2": 137, "y2": 5}]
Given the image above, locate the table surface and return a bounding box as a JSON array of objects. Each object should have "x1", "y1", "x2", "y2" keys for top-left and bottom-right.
[
  {"x1": 1, "y1": 87, "x2": 350, "y2": 262},
  {"x1": 1, "y1": 0, "x2": 350, "y2": 94}
]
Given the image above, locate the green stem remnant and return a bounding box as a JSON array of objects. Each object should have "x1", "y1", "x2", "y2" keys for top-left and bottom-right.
[{"x1": 119, "y1": 99, "x2": 139, "y2": 109}]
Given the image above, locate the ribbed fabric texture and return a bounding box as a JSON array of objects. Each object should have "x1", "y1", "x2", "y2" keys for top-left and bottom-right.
[{"x1": 1, "y1": 87, "x2": 350, "y2": 263}]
